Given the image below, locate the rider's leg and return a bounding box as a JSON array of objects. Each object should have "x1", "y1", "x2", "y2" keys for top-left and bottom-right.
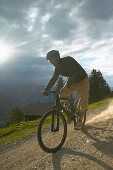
[
  {"x1": 59, "y1": 76, "x2": 89, "y2": 122},
  {"x1": 59, "y1": 86, "x2": 74, "y2": 103},
  {"x1": 79, "y1": 111, "x2": 85, "y2": 121},
  {"x1": 59, "y1": 86, "x2": 75, "y2": 123},
  {"x1": 74, "y1": 76, "x2": 90, "y2": 121}
]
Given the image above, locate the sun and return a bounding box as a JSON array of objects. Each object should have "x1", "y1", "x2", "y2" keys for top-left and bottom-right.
[{"x1": 0, "y1": 42, "x2": 15, "y2": 63}]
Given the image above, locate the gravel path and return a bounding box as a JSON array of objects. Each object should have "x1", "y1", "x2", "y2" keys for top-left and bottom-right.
[{"x1": 0, "y1": 101, "x2": 113, "y2": 170}]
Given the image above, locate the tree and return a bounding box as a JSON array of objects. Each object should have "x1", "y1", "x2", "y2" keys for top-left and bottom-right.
[
  {"x1": 55, "y1": 76, "x2": 65, "y2": 92},
  {"x1": 10, "y1": 108, "x2": 25, "y2": 124},
  {"x1": 111, "y1": 91, "x2": 113, "y2": 97},
  {"x1": 89, "y1": 69, "x2": 111, "y2": 103}
]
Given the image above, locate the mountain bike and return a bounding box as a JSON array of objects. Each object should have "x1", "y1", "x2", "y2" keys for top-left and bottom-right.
[{"x1": 37, "y1": 90, "x2": 86, "y2": 153}]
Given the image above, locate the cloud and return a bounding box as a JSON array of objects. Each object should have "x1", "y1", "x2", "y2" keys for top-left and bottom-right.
[
  {"x1": 77, "y1": 0, "x2": 113, "y2": 41},
  {"x1": 0, "y1": 0, "x2": 113, "y2": 87},
  {"x1": 79, "y1": 0, "x2": 113, "y2": 21},
  {"x1": 45, "y1": 8, "x2": 76, "y2": 40},
  {"x1": 0, "y1": 56, "x2": 53, "y2": 88}
]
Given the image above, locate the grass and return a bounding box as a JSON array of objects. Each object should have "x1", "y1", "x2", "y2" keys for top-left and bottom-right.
[
  {"x1": 0, "y1": 115, "x2": 56, "y2": 147},
  {"x1": 0, "y1": 119, "x2": 40, "y2": 147},
  {"x1": 0, "y1": 97, "x2": 113, "y2": 148},
  {"x1": 0, "y1": 127, "x2": 37, "y2": 147},
  {"x1": 88, "y1": 97, "x2": 113, "y2": 111}
]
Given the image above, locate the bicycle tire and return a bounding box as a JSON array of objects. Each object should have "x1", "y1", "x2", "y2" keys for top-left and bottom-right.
[{"x1": 37, "y1": 110, "x2": 67, "y2": 153}]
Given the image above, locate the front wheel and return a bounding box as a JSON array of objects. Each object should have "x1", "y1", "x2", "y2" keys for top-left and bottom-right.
[{"x1": 37, "y1": 110, "x2": 67, "y2": 153}]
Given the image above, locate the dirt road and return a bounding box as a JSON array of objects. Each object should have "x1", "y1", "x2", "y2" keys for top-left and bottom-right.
[{"x1": 0, "y1": 101, "x2": 113, "y2": 170}]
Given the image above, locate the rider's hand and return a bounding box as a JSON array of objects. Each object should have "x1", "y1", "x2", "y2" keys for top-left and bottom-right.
[{"x1": 42, "y1": 90, "x2": 46, "y2": 96}]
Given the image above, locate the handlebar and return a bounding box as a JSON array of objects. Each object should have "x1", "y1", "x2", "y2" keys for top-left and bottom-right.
[
  {"x1": 45, "y1": 90, "x2": 71, "y2": 101},
  {"x1": 45, "y1": 90, "x2": 60, "y2": 96},
  {"x1": 44, "y1": 91, "x2": 78, "y2": 106}
]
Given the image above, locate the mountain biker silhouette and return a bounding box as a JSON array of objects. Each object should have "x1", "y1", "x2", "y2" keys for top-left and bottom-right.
[{"x1": 42, "y1": 50, "x2": 90, "y2": 129}]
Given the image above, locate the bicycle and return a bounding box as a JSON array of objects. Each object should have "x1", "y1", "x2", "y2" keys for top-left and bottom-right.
[{"x1": 37, "y1": 90, "x2": 86, "y2": 153}]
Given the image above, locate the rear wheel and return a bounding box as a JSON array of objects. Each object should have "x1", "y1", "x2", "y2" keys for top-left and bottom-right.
[{"x1": 37, "y1": 110, "x2": 67, "y2": 153}]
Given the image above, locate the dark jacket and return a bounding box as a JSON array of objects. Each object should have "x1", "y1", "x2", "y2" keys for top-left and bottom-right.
[{"x1": 45, "y1": 56, "x2": 87, "y2": 91}]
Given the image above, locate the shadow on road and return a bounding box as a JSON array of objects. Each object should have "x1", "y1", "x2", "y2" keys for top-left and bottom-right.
[
  {"x1": 52, "y1": 147, "x2": 112, "y2": 170},
  {"x1": 82, "y1": 125, "x2": 113, "y2": 158},
  {"x1": 52, "y1": 123, "x2": 113, "y2": 170}
]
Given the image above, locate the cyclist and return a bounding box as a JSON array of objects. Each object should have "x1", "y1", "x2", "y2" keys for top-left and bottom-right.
[{"x1": 42, "y1": 50, "x2": 90, "y2": 130}]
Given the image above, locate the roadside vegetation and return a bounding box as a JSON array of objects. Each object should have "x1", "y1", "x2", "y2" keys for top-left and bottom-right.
[
  {"x1": 0, "y1": 120, "x2": 40, "y2": 147},
  {"x1": 88, "y1": 97, "x2": 113, "y2": 111},
  {"x1": 0, "y1": 97, "x2": 113, "y2": 148}
]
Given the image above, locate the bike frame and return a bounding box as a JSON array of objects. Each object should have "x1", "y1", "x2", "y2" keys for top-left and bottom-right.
[
  {"x1": 38, "y1": 91, "x2": 86, "y2": 153},
  {"x1": 48, "y1": 91, "x2": 77, "y2": 132}
]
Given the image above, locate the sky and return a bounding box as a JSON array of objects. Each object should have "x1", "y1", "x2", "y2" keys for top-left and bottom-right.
[{"x1": 0, "y1": 0, "x2": 113, "y2": 89}]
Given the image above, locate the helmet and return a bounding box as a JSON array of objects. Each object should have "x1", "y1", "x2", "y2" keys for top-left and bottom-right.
[{"x1": 46, "y1": 50, "x2": 60, "y2": 61}]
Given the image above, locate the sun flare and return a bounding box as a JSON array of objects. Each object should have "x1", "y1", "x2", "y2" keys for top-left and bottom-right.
[{"x1": 0, "y1": 42, "x2": 15, "y2": 63}]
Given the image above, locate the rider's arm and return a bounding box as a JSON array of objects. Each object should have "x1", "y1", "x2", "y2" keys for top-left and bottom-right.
[{"x1": 44, "y1": 68, "x2": 59, "y2": 92}]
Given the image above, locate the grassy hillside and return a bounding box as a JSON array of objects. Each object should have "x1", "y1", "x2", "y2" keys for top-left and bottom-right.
[
  {"x1": 0, "y1": 97, "x2": 113, "y2": 148},
  {"x1": 88, "y1": 97, "x2": 113, "y2": 111}
]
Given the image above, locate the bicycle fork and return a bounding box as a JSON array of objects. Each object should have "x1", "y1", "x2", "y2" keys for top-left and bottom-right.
[{"x1": 51, "y1": 112, "x2": 59, "y2": 132}]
